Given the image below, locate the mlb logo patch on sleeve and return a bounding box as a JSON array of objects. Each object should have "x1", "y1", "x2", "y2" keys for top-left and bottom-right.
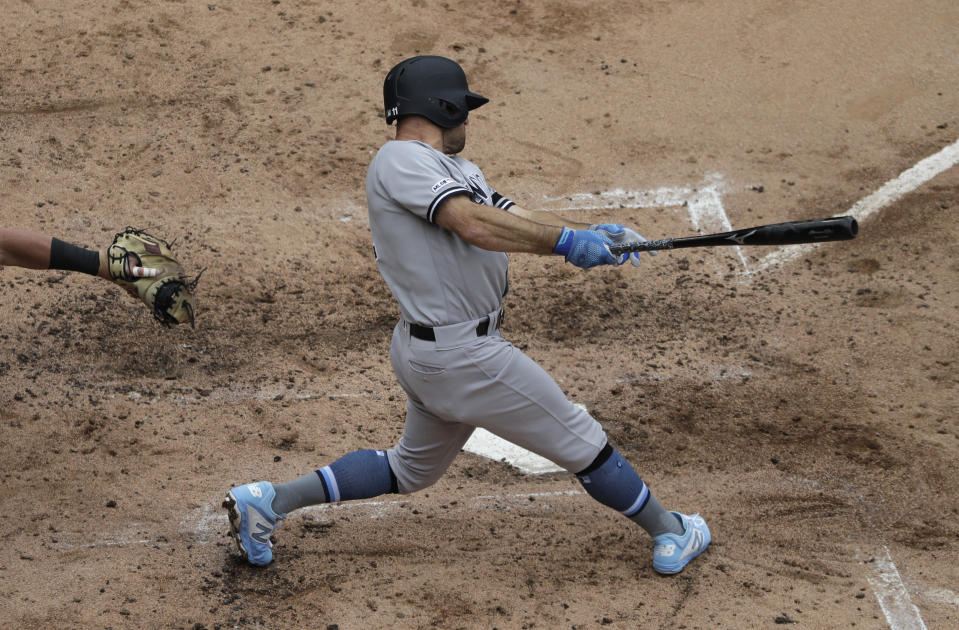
[{"x1": 431, "y1": 177, "x2": 455, "y2": 192}]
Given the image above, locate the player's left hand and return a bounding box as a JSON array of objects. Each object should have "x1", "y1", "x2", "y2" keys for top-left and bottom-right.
[{"x1": 589, "y1": 224, "x2": 657, "y2": 266}]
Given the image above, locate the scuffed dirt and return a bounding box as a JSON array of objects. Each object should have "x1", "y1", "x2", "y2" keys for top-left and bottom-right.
[{"x1": 1, "y1": 1, "x2": 957, "y2": 628}]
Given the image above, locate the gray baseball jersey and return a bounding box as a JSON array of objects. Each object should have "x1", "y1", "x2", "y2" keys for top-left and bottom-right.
[
  {"x1": 365, "y1": 139, "x2": 606, "y2": 493},
  {"x1": 366, "y1": 140, "x2": 513, "y2": 326}
]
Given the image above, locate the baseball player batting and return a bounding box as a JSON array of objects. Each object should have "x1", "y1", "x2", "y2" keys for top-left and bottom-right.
[{"x1": 224, "y1": 55, "x2": 710, "y2": 575}]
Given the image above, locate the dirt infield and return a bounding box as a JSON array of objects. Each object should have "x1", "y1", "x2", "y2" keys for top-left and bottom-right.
[{"x1": 2, "y1": 1, "x2": 957, "y2": 628}]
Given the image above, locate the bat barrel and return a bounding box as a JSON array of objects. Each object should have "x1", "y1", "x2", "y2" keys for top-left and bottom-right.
[
  {"x1": 755, "y1": 215, "x2": 858, "y2": 245},
  {"x1": 846, "y1": 217, "x2": 859, "y2": 237}
]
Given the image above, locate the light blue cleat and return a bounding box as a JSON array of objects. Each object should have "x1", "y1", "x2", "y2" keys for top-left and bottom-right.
[
  {"x1": 223, "y1": 481, "x2": 285, "y2": 566},
  {"x1": 652, "y1": 512, "x2": 711, "y2": 575}
]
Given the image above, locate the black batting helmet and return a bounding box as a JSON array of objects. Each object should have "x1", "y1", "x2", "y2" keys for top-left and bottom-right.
[{"x1": 383, "y1": 56, "x2": 489, "y2": 128}]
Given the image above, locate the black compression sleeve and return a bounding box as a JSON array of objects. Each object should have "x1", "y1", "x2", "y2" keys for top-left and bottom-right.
[
  {"x1": 575, "y1": 442, "x2": 614, "y2": 477},
  {"x1": 49, "y1": 238, "x2": 100, "y2": 276}
]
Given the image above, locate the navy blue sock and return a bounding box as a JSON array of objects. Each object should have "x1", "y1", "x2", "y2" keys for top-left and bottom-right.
[
  {"x1": 577, "y1": 444, "x2": 649, "y2": 515},
  {"x1": 272, "y1": 449, "x2": 397, "y2": 514},
  {"x1": 318, "y1": 449, "x2": 396, "y2": 503},
  {"x1": 576, "y1": 444, "x2": 682, "y2": 537}
]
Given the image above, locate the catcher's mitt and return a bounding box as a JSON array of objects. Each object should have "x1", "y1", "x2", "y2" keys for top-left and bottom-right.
[{"x1": 107, "y1": 227, "x2": 200, "y2": 327}]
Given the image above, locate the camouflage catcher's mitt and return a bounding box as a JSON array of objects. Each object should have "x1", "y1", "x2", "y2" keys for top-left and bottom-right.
[{"x1": 108, "y1": 227, "x2": 200, "y2": 327}]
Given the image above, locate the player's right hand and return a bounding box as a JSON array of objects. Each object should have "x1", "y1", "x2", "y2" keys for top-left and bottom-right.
[
  {"x1": 589, "y1": 223, "x2": 657, "y2": 267},
  {"x1": 553, "y1": 227, "x2": 619, "y2": 269}
]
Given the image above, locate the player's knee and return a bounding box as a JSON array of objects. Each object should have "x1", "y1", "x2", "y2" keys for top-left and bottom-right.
[
  {"x1": 395, "y1": 467, "x2": 444, "y2": 494},
  {"x1": 388, "y1": 453, "x2": 445, "y2": 494}
]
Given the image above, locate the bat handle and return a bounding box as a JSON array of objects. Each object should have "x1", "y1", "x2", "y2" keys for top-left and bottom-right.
[{"x1": 608, "y1": 238, "x2": 673, "y2": 256}]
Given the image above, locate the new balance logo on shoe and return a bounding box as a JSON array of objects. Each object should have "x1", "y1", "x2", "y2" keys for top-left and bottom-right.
[
  {"x1": 655, "y1": 543, "x2": 676, "y2": 557},
  {"x1": 247, "y1": 505, "x2": 274, "y2": 545},
  {"x1": 248, "y1": 483, "x2": 263, "y2": 498},
  {"x1": 678, "y1": 529, "x2": 705, "y2": 563}
]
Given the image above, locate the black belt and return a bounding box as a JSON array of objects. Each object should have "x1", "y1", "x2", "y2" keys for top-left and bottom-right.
[{"x1": 409, "y1": 315, "x2": 499, "y2": 341}]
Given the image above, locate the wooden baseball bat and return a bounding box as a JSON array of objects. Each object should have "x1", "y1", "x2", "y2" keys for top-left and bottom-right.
[{"x1": 607, "y1": 215, "x2": 858, "y2": 255}]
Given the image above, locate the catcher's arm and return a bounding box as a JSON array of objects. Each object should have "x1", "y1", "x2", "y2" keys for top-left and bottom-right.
[
  {"x1": 0, "y1": 228, "x2": 56, "y2": 269},
  {"x1": 0, "y1": 227, "x2": 104, "y2": 272},
  {"x1": 0, "y1": 228, "x2": 156, "y2": 278},
  {"x1": 1, "y1": 227, "x2": 196, "y2": 327}
]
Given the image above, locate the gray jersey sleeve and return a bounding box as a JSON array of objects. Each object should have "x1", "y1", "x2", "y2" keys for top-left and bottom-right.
[{"x1": 372, "y1": 141, "x2": 473, "y2": 223}]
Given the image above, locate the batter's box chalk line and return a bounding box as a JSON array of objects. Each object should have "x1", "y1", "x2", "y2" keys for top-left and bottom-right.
[
  {"x1": 463, "y1": 428, "x2": 565, "y2": 474},
  {"x1": 539, "y1": 138, "x2": 959, "y2": 278},
  {"x1": 541, "y1": 174, "x2": 748, "y2": 270},
  {"x1": 862, "y1": 546, "x2": 930, "y2": 630},
  {"x1": 180, "y1": 489, "x2": 588, "y2": 541},
  {"x1": 748, "y1": 138, "x2": 959, "y2": 275},
  {"x1": 462, "y1": 403, "x2": 597, "y2": 474},
  {"x1": 54, "y1": 489, "x2": 587, "y2": 549}
]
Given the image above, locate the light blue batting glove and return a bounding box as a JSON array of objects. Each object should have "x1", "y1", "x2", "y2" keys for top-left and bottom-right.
[
  {"x1": 553, "y1": 227, "x2": 619, "y2": 269},
  {"x1": 589, "y1": 223, "x2": 658, "y2": 267}
]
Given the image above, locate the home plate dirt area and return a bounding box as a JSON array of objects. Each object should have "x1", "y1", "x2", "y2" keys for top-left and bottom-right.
[{"x1": 1, "y1": 1, "x2": 957, "y2": 628}]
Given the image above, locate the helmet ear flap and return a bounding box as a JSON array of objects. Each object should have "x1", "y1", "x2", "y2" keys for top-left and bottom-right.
[
  {"x1": 383, "y1": 65, "x2": 403, "y2": 124},
  {"x1": 433, "y1": 97, "x2": 463, "y2": 120}
]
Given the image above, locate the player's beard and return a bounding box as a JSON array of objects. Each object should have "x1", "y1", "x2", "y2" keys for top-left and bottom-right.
[{"x1": 442, "y1": 125, "x2": 466, "y2": 154}]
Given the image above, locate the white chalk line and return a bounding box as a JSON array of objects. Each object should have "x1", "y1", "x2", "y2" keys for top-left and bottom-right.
[
  {"x1": 48, "y1": 521, "x2": 158, "y2": 550},
  {"x1": 464, "y1": 428, "x2": 565, "y2": 474},
  {"x1": 749, "y1": 138, "x2": 959, "y2": 274},
  {"x1": 201, "y1": 488, "x2": 586, "y2": 535},
  {"x1": 540, "y1": 139, "x2": 959, "y2": 278},
  {"x1": 913, "y1": 586, "x2": 959, "y2": 608},
  {"x1": 548, "y1": 144, "x2": 959, "y2": 626},
  {"x1": 123, "y1": 389, "x2": 373, "y2": 404},
  {"x1": 49, "y1": 490, "x2": 588, "y2": 549},
  {"x1": 866, "y1": 546, "x2": 929, "y2": 630},
  {"x1": 749, "y1": 137, "x2": 959, "y2": 627},
  {"x1": 785, "y1": 476, "x2": 942, "y2": 627},
  {"x1": 541, "y1": 174, "x2": 750, "y2": 270},
  {"x1": 55, "y1": 490, "x2": 959, "y2": 624},
  {"x1": 685, "y1": 177, "x2": 750, "y2": 269},
  {"x1": 167, "y1": 390, "x2": 373, "y2": 404}
]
